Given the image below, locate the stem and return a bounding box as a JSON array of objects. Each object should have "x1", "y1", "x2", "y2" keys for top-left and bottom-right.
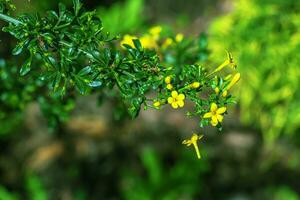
[
  {"x1": 0, "y1": 13, "x2": 23, "y2": 25},
  {"x1": 192, "y1": 142, "x2": 201, "y2": 159}
]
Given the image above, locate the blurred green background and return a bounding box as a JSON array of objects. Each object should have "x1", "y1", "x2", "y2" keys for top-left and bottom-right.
[{"x1": 1, "y1": 0, "x2": 300, "y2": 199}]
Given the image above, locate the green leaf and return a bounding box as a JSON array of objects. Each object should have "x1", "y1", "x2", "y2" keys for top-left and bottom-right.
[
  {"x1": 88, "y1": 81, "x2": 102, "y2": 88},
  {"x1": 74, "y1": 75, "x2": 88, "y2": 94},
  {"x1": 133, "y1": 39, "x2": 142, "y2": 51},
  {"x1": 12, "y1": 42, "x2": 25, "y2": 55},
  {"x1": 20, "y1": 57, "x2": 32, "y2": 76},
  {"x1": 78, "y1": 66, "x2": 92, "y2": 76},
  {"x1": 73, "y1": 0, "x2": 82, "y2": 16}
]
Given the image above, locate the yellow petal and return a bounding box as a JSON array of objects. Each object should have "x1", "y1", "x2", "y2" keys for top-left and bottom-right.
[
  {"x1": 177, "y1": 100, "x2": 184, "y2": 108},
  {"x1": 167, "y1": 97, "x2": 174, "y2": 104},
  {"x1": 175, "y1": 33, "x2": 184, "y2": 43},
  {"x1": 166, "y1": 84, "x2": 173, "y2": 90},
  {"x1": 217, "y1": 107, "x2": 226, "y2": 114},
  {"x1": 171, "y1": 102, "x2": 178, "y2": 109},
  {"x1": 210, "y1": 103, "x2": 218, "y2": 112},
  {"x1": 182, "y1": 140, "x2": 189, "y2": 145},
  {"x1": 171, "y1": 91, "x2": 178, "y2": 98},
  {"x1": 165, "y1": 76, "x2": 171, "y2": 84},
  {"x1": 217, "y1": 114, "x2": 224, "y2": 122},
  {"x1": 153, "y1": 101, "x2": 160, "y2": 107},
  {"x1": 211, "y1": 116, "x2": 218, "y2": 126},
  {"x1": 203, "y1": 112, "x2": 212, "y2": 118},
  {"x1": 177, "y1": 93, "x2": 185, "y2": 100}
]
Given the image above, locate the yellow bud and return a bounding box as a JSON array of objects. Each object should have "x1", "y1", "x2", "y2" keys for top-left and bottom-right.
[
  {"x1": 215, "y1": 87, "x2": 220, "y2": 94},
  {"x1": 162, "y1": 38, "x2": 173, "y2": 49},
  {"x1": 165, "y1": 76, "x2": 171, "y2": 84},
  {"x1": 191, "y1": 82, "x2": 200, "y2": 89},
  {"x1": 153, "y1": 101, "x2": 161, "y2": 107},
  {"x1": 224, "y1": 74, "x2": 232, "y2": 80},
  {"x1": 149, "y1": 26, "x2": 162, "y2": 36},
  {"x1": 175, "y1": 33, "x2": 184, "y2": 43},
  {"x1": 226, "y1": 73, "x2": 241, "y2": 90},
  {"x1": 222, "y1": 90, "x2": 228, "y2": 97},
  {"x1": 166, "y1": 84, "x2": 173, "y2": 90}
]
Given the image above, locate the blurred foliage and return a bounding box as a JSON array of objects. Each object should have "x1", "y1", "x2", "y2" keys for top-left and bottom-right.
[
  {"x1": 209, "y1": 0, "x2": 300, "y2": 143},
  {"x1": 98, "y1": 0, "x2": 144, "y2": 35},
  {"x1": 121, "y1": 147, "x2": 209, "y2": 200},
  {"x1": 0, "y1": 186, "x2": 18, "y2": 200},
  {"x1": 25, "y1": 174, "x2": 47, "y2": 200}
]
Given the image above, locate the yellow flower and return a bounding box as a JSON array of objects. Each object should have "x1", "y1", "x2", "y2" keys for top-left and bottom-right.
[
  {"x1": 225, "y1": 73, "x2": 241, "y2": 90},
  {"x1": 140, "y1": 34, "x2": 158, "y2": 49},
  {"x1": 149, "y1": 26, "x2": 162, "y2": 37},
  {"x1": 166, "y1": 84, "x2": 173, "y2": 90},
  {"x1": 222, "y1": 90, "x2": 228, "y2": 97},
  {"x1": 165, "y1": 76, "x2": 171, "y2": 84},
  {"x1": 203, "y1": 103, "x2": 226, "y2": 126},
  {"x1": 168, "y1": 91, "x2": 185, "y2": 109},
  {"x1": 120, "y1": 34, "x2": 138, "y2": 48},
  {"x1": 182, "y1": 134, "x2": 204, "y2": 159},
  {"x1": 162, "y1": 38, "x2": 173, "y2": 49},
  {"x1": 190, "y1": 82, "x2": 200, "y2": 89},
  {"x1": 175, "y1": 33, "x2": 184, "y2": 43},
  {"x1": 153, "y1": 101, "x2": 161, "y2": 108},
  {"x1": 211, "y1": 51, "x2": 237, "y2": 74},
  {"x1": 215, "y1": 87, "x2": 220, "y2": 94}
]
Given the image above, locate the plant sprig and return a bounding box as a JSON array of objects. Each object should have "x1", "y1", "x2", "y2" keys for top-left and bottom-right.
[{"x1": 0, "y1": 0, "x2": 240, "y2": 159}]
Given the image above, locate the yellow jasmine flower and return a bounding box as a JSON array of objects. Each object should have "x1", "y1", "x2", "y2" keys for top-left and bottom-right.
[
  {"x1": 166, "y1": 84, "x2": 173, "y2": 90},
  {"x1": 211, "y1": 51, "x2": 237, "y2": 74},
  {"x1": 140, "y1": 34, "x2": 158, "y2": 49},
  {"x1": 168, "y1": 91, "x2": 185, "y2": 109},
  {"x1": 120, "y1": 34, "x2": 138, "y2": 48},
  {"x1": 165, "y1": 76, "x2": 171, "y2": 84},
  {"x1": 149, "y1": 26, "x2": 162, "y2": 36},
  {"x1": 162, "y1": 38, "x2": 173, "y2": 49},
  {"x1": 215, "y1": 87, "x2": 220, "y2": 94},
  {"x1": 225, "y1": 73, "x2": 241, "y2": 90},
  {"x1": 203, "y1": 103, "x2": 226, "y2": 126},
  {"x1": 182, "y1": 134, "x2": 204, "y2": 159},
  {"x1": 175, "y1": 33, "x2": 184, "y2": 43},
  {"x1": 190, "y1": 82, "x2": 200, "y2": 89},
  {"x1": 153, "y1": 101, "x2": 161, "y2": 108}
]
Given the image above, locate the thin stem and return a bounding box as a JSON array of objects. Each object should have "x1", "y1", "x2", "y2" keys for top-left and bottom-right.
[
  {"x1": 192, "y1": 142, "x2": 201, "y2": 159},
  {"x1": 0, "y1": 13, "x2": 23, "y2": 25}
]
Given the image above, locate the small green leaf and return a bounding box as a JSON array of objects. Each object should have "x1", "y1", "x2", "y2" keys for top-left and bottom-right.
[
  {"x1": 78, "y1": 66, "x2": 92, "y2": 76},
  {"x1": 88, "y1": 81, "x2": 102, "y2": 88},
  {"x1": 12, "y1": 42, "x2": 25, "y2": 55},
  {"x1": 74, "y1": 75, "x2": 88, "y2": 94},
  {"x1": 133, "y1": 39, "x2": 142, "y2": 51},
  {"x1": 20, "y1": 57, "x2": 32, "y2": 76}
]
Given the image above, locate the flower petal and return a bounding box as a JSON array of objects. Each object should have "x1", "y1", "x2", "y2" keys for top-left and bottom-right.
[
  {"x1": 211, "y1": 120, "x2": 218, "y2": 127},
  {"x1": 177, "y1": 100, "x2": 184, "y2": 107},
  {"x1": 171, "y1": 102, "x2": 178, "y2": 109},
  {"x1": 177, "y1": 94, "x2": 185, "y2": 100},
  {"x1": 171, "y1": 90, "x2": 178, "y2": 98},
  {"x1": 210, "y1": 103, "x2": 218, "y2": 112},
  {"x1": 217, "y1": 107, "x2": 226, "y2": 114},
  {"x1": 168, "y1": 97, "x2": 174, "y2": 104},
  {"x1": 217, "y1": 114, "x2": 224, "y2": 122},
  {"x1": 211, "y1": 116, "x2": 218, "y2": 126},
  {"x1": 203, "y1": 112, "x2": 212, "y2": 118}
]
